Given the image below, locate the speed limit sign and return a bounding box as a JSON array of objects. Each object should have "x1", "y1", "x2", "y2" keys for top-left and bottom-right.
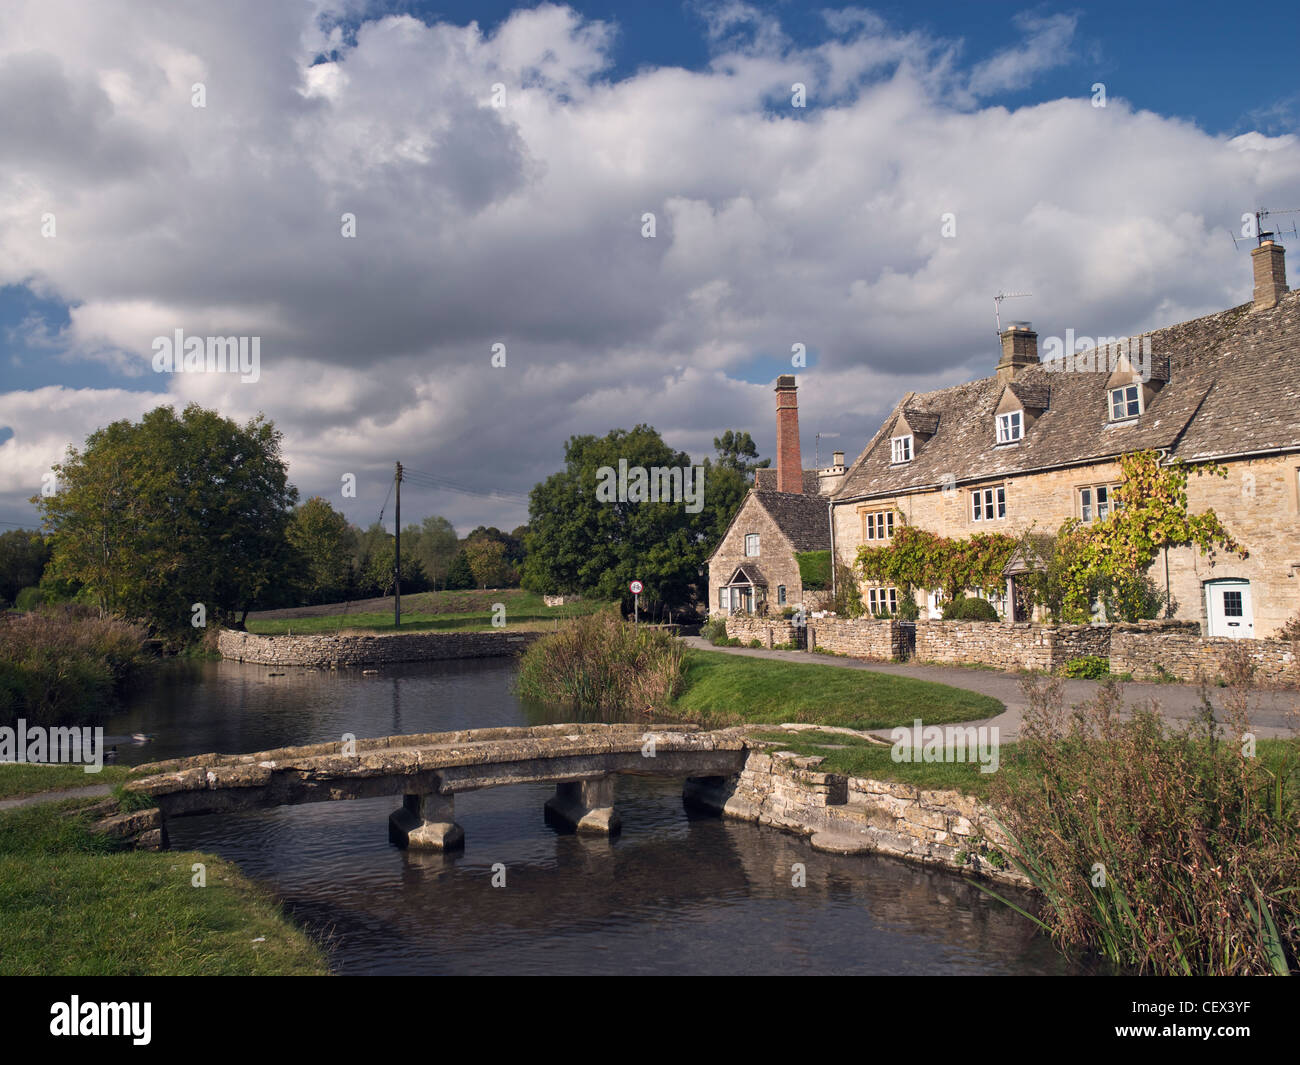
[{"x1": 629, "y1": 580, "x2": 643, "y2": 594}]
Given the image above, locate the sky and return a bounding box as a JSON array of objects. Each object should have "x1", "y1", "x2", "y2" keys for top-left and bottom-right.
[{"x1": 1, "y1": 0, "x2": 1298, "y2": 536}]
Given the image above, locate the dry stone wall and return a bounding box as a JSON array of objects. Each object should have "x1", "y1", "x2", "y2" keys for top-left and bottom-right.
[
  {"x1": 914, "y1": 620, "x2": 1110, "y2": 671},
  {"x1": 723, "y1": 615, "x2": 802, "y2": 647},
  {"x1": 1111, "y1": 630, "x2": 1299, "y2": 685},
  {"x1": 806, "y1": 617, "x2": 901, "y2": 659},
  {"x1": 218, "y1": 628, "x2": 543, "y2": 667}
]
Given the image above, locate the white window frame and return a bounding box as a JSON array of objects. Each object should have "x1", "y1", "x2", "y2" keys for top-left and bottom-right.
[
  {"x1": 971, "y1": 485, "x2": 1006, "y2": 522},
  {"x1": 868, "y1": 587, "x2": 899, "y2": 615},
  {"x1": 863, "y1": 509, "x2": 894, "y2": 541},
  {"x1": 1109, "y1": 384, "x2": 1141, "y2": 420},
  {"x1": 1079, "y1": 483, "x2": 1122, "y2": 522},
  {"x1": 744, "y1": 533, "x2": 759, "y2": 557},
  {"x1": 996, "y1": 410, "x2": 1023, "y2": 443},
  {"x1": 890, "y1": 434, "x2": 913, "y2": 464}
]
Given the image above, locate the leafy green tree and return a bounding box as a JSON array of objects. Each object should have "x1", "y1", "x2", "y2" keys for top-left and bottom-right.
[
  {"x1": 0, "y1": 530, "x2": 51, "y2": 603},
  {"x1": 412, "y1": 516, "x2": 459, "y2": 590},
  {"x1": 522, "y1": 425, "x2": 709, "y2": 609},
  {"x1": 33, "y1": 404, "x2": 297, "y2": 630},
  {"x1": 465, "y1": 538, "x2": 513, "y2": 589},
  {"x1": 445, "y1": 550, "x2": 475, "y2": 590},
  {"x1": 286, "y1": 497, "x2": 354, "y2": 604},
  {"x1": 713, "y1": 430, "x2": 771, "y2": 477}
]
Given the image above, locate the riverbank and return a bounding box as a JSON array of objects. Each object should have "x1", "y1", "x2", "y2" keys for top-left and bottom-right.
[
  {"x1": 0, "y1": 798, "x2": 329, "y2": 975},
  {"x1": 218, "y1": 627, "x2": 544, "y2": 666}
]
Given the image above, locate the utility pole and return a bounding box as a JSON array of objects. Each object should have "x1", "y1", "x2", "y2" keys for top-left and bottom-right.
[{"x1": 394, "y1": 461, "x2": 403, "y2": 628}]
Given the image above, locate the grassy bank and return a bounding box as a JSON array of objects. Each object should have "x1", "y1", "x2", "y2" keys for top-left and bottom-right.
[
  {"x1": 0, "y1": 763, "x2": 131, "y2": 800},
  {"x1": 671, "y1": 649, "x2": 1003, "y2": 730},
  {"x1": 246, "y1": 589, "x2": 612, "y2": 635},
  {"x1": 0, "y1": 606, "x2": 151, "y2": 727},
  {"x1": 0, "y1": 799, "x2": 329, "y2": 975}
]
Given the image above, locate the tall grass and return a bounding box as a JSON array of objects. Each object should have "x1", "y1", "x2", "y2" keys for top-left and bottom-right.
[
  {"x1": 987, "y1": 646, "x2": 1299, "y2": 975},
  {"x1": 0, "y1": 606, "x2": 150, "y2": 727},
  {"x1": 516, "y1": 611, "x2": 685, "y2": 715}
]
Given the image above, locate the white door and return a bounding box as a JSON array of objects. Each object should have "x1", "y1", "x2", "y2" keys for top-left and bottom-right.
[{"x1": 1206, "y1": 580, "x2": 1253, "y2": 639}]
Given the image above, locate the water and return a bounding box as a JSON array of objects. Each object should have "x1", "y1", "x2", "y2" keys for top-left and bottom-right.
[{"x1": 107, "y1": 658, "x2": 1081, "y2": 975}]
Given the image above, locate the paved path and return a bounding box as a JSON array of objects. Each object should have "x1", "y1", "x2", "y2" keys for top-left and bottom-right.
[
  {"x1": 0, "y1": 784, "x2": 112, "y2": 811},
  {"x1": 683, "y1": 637, "x2": 1300, "y2": 741}
]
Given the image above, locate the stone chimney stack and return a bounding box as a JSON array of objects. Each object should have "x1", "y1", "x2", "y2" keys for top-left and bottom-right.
[
  {"x1": 996, "y1": 322, "x2": 1039, "y2": 385},
  {"x1": 1251, "y1": 240, "x2": 1288, "y2": 311},
  {"x1": 775, "y1": 375, "x2": 803, "y2": 494}
]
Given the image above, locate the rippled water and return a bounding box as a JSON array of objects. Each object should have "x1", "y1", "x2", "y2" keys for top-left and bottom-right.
[{"x1": 107, "y1": 658, "x2": 1082, "y2": 975}]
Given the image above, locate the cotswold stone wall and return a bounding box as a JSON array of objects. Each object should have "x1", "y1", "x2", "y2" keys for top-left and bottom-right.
[
  {"x1": 806, "y1": 617, "x2": 901, "y2": 659},
  {"x1": 685, "y1": 746, "x2": 1026, "y2": 887},
  {"x1": 723, "y1": 615, "x2": 801, "y2": 647},
  {"x1": 914, "y1": 620, "x2": 1110, "y2": 672},
  {"x1": 218, "y1": 628, "x2": 543, "y2": 667},
  {"x1": 1111, "y1": 631, "x2": 1300, "y2": 685}
]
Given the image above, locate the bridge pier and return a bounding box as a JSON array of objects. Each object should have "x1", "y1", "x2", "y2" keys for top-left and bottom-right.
[
  {"x1": 543, "y1": 776, "x2": 621, "y2": 835},
  {"x1": 389, "y1": 792, "x2": 465, "y2": 851}
]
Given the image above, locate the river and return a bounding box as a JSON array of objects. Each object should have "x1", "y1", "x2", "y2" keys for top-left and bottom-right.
[{"x1": 104, "y1": 657, "x2": 1085, "y2": 975}]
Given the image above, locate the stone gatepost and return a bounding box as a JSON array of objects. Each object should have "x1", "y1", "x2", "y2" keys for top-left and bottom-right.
[
  {"x1": 543, "y1": 776, "x2": 621, "y2": 835},
  {"x1": 389, "y1": 791, "x2": 465, "y2": 851}
]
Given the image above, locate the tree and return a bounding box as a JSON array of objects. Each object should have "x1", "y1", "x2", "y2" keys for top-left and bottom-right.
[
  {"x1": 465, "y1": 538, "x2": 512, "y2": 589},
  {"x1": 0, "y1": 530, "x2": 51, "y2": 604},
  {"x1": 33, "y1": 404, "x2": 298, "y2": 630},
  {"x1": 286, "y1": 497, "x2": 354, "y2": 604},
  {"x1": 1055, "y1": 450, "x2": 1244, "y2": 622},
  {"x1": 521, "y1": 425, "x2": 710, "y2": 609},
  {"x1": 713, "y1": 430, "x2": 771, "y2": 478},
  {"x1": 412, "y1": 516, "x2": 459, "y2": 590},
  {"x1": 445, "y1": 550, "x2": 475, "y2": 590}
]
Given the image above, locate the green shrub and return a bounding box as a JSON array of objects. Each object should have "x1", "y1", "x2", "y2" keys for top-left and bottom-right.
[
  {"x1": 942, "y1": 596, "x2": 998, "y2": 621},
  {"x1": 13, "y1": 587, "x2": 47, "y2": 612},
  {"x1": 702, "y1": 615, "x2": 730, "y2": 646},
  {"x1": 516, "y1": 611, "x2": 685, "y2": 714},
  {"x1": 747, "y1": 638, "x2": 762, "y2": 649},
  {"x1": 1061, "y1": 656, "x2": 1110, "y2": 679},
  {"x1": 795, "y1": 550, "x2": 831, "y2": 590},
  {"x1": 896, "y1": 595, "x2": 921, "y2": 621}
]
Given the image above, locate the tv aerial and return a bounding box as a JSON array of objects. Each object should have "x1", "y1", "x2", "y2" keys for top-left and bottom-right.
[
  {"x1": 993, "y1": 291, "x2": 1032, "y2": 335},
  {"x1": 1232, "y1": 207, "x2": 1299, "y2": 249}
]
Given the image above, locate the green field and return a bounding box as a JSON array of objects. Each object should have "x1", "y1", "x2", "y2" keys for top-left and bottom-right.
[
  {"x1": 246, "y1": 588, "x2": 613, "y2": 634},
  {"x1": 669, "y1": 649, "x2": 1004, "y2": 731},
  {"x1": 0, "y1": 800, "x2": 329, "y2": 975},
  {"x1": 0, "y1": 763, "x2": 131, "y2": 800}
]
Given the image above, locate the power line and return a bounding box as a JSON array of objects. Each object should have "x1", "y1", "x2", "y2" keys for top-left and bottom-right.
[{"x1": 400, "y1": 467, "x2": 529, "y2": 506}]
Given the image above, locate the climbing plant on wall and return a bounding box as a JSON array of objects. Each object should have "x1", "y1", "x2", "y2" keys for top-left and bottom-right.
[{"x1": 855, "y1": 521, "x2": 1018, "y2": 601}]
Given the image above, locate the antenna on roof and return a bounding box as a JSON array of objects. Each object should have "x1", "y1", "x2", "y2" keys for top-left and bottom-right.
[
  {"x1": 815, "y1": 431, "x2": 840, "y2": 468},
  {"x1": 1232, "y1": 207, "x2": 1300, "y2": 249},
  {"x1": 993, "y1": 291, "x2": 1031, "y2": 334}
]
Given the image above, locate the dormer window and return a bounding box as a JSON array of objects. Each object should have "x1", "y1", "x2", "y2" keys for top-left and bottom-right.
[
  {"x1": 997, "y1": 411, "x2": 1023, "y2": 443},
  {"x1": 891, "y1": 435, "x2": 913, "y2": 464},
  {"x1": 1109, "y1": 383, "x2": 1141, "y2": 420}
]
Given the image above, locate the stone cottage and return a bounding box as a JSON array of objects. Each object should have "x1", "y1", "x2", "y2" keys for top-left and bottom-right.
[
  {"x1": 707, "y1": 376, "x2": 843, "y2": 615},
  {"x1": 829, "y1": 239, "x2": 1300, "y2": 637}
]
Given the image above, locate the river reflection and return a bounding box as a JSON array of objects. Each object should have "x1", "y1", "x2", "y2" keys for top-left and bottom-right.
[{"x1": 112, "y1": 658, "x2": 1085, "y2": 975}]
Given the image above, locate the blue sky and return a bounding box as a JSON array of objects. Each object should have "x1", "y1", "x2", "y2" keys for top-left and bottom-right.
[{"x1": 1, "y1": 0, "x2": 1297, "y2": 533}]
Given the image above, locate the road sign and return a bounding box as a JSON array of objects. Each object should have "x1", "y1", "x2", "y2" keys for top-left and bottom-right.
[{"x1": 629, "y1": 580, "x2": 643, "y2": 594}]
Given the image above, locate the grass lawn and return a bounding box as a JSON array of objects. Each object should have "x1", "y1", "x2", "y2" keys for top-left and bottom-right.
[
  {"x1": 669, "y1": 649, "x2": 1004, "y2": 731},
  {"x1": 0, "y1": 800, "x2": 329, "y2": 975},
  {"x1": 247, "y1": 589, "x2": 614, "y2": 635},
  {"x1": 0, "y1": 763, "x2": 132, "y2": 800}
]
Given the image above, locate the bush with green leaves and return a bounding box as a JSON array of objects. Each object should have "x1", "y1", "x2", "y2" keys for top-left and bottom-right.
[
  {"x1": 702, "y1": 615, "x2": 729, "y2": 646},
  {"x1": 941, "y1": 596, "x2": 999, "y2": 621},
  {"x1": 1061, "y1": 656, "x2": 1109, "y2": 679},
  {"x1": 14, "y1": 587, "x2": 47, "y2": 612}
]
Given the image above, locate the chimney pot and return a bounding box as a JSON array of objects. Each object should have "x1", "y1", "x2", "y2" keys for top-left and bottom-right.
[
  {"x1": 1251, "y1": 240, "x2": 1288, "y2": 311},
  {"x1": 832, "y1": 450, "x2": 844, "y2": 467}
]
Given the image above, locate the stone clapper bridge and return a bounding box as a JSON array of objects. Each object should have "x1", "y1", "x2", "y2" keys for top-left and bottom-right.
[{"x1": 113, "y1": 724, "x2": 750, "y2": 850}]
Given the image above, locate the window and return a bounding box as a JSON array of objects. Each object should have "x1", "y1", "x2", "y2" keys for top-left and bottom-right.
[
  {"x1": 997, "y1": 411, "x2": 1023, "y2": 443},
  {"x1": 1223, "y1": 590, "x2": 1243, "y2": 617},
  {"x1": 891, "y1": 435, "x2": 913, "y2": 463},
  {"x1": 1110, "y1": 384, "x2": 1141, "y2": 420},
  {"x1": 1079, "y1": 484, "x2": 1121, "y2": 522},
  {"x1": 719, "y1": 588, "x2": 729, "y2": 609},
  {"x1": 744, "y1": 533, "x2": 759, "y2": 557},
  {"x1": 863, "y1": 509, "x2": 894, "y2": 541},
  {"x1": 777, "y1": 585, "x2": 786, "y2": 605},
  {"x1": 971, "y1": 485, "x2": 1006, "y2": 521},
  {"x1": 868, "y1": 587, "x2": 898, "y2": 615}
]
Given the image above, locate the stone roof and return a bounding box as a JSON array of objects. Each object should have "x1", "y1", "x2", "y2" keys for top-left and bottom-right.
[
  {"x1": 754, "y1": 468, "x2": 821, "y2": 494},
  {"x1": 751, "y1": 490, "x2": 831, "y2": 552},
  {"x1": 834, "y1": 289, "x2": 1300, "y2": 501}
]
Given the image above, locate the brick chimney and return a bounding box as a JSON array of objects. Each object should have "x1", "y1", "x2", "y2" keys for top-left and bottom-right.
[
  {"x1": 996, "y1": 322, "x2": 1039, "y2": 385},
  {"x1": 1251, "y1": 240, "x2": 1288, "y2": 311},
  {"x1": 775, "y1": 374, "x2": 803, "y2": 494}
]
